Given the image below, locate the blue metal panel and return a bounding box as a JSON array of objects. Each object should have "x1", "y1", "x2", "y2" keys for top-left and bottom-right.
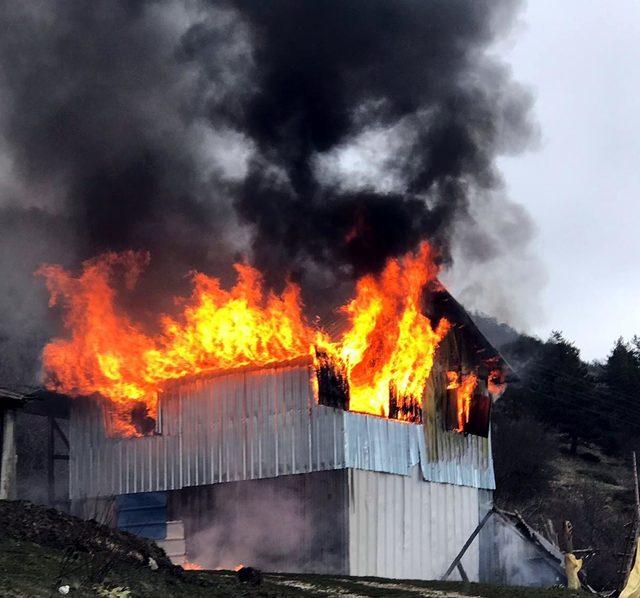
[{"x1": 116, "y1": 491, "x2": 167, "y2": 540}]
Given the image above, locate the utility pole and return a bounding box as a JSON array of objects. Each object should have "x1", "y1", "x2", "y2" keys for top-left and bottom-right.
[
  {"x1": 634, "y1": 452, "x2": 640, "y2": 525},
  {"x1": 619, "y1": 452, "x2": 640, "y2": 592}
]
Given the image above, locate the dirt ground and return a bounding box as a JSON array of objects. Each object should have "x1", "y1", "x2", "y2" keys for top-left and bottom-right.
[{"x1": 0, "y1": 500, "x2": 588, "y2": 598}]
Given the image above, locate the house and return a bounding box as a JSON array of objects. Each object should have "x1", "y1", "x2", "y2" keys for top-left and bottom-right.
[{"x1": 65, "y1": 287, "x2": 524, "y2": 581}]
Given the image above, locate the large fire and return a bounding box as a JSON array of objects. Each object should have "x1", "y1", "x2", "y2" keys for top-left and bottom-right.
[{"x1": 38, "y1": 242, "x2": 451, "y2": 435}]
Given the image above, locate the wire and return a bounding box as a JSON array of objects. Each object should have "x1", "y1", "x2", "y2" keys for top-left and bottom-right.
[
  {"x1": 508, "y1": 378, "x2": 640, "y2": 433},
  {"x1": 506, "y1": 360, "x2": 640, "y2": 420}
]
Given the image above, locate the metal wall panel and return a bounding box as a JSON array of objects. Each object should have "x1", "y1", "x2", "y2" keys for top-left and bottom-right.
[
  {"x1": 70, "y1": 364, "x2": 346, "y2": 499},
  {"x1": 176, "y1": 469, "x2": 349, "y2": 574},
  {"x1": 70, "y1": 363, "x2": 494, "y2": 499},
  {"x1": 342, "y1": 411, "x2": 495, "y2": 489},
  {"x1": 481, "y1": 513, "x2": 565, "y2": 587},
  {"x1": 348, "y1": 467, "x2": 481, "y2": 581}
]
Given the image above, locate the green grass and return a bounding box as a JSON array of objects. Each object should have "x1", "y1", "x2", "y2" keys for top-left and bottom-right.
[{"x1": 0, "y1": 536, "x2": 590, "y2": 598}]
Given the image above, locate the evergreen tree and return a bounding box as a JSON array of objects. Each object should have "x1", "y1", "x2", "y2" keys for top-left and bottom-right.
[
  {"x1": 502, "y1": 332, "x2": 600, "y2": 455},
  {"x1": 604, "y1": 337, "x2": 640, "y2": 397},
  {"x1": 600, "y1": 337, "x2": 640, "y2": 442}
]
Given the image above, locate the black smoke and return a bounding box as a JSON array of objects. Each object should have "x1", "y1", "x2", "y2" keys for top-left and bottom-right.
[
  {"x1": 0, "y1": 0, "x2": 537, "y2": 383},
  {"x1": 222, "y1": 0, "x2": 535, "y2": 280}
]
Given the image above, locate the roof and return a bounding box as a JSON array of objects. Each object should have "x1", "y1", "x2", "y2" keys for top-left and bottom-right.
[
  {"x1": 494, "y1": 508, "x2": 565, "y2": 572},
  {"x1": 0, "y1": 386, "x2": 70, "y2": 417},
  {"x1": 427, "y1": 285, "x2": 519, "y2": 382},
  {"x1": 0, "y1": 387, "x2": 29, "y2": 409}
]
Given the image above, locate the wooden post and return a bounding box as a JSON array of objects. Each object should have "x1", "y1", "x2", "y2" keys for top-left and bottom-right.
[
  {"x1": 48, "y1": 415, "x2": 55, "y2": 506},
  {"x1": 621, "y1": 452, "x2": 640, "y2": 591},
  {"x1": 562, "y1": 520, "x2": 574, "y2": 553},
  {"x1": 441, "y1": 509, "x2": 494, "y2": 580},
  {"x1": 633, "y1": 452, "x2": 640, "y2": 525},
  {"x1": 0, "y1": 408, "x2": 17, "y2": 500}
]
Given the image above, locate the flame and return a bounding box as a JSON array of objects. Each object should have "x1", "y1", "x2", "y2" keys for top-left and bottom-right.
[
  {"x1": 326, "y1": 243, "x2": 450, "y2": 415},
  {"x1": 488, "y1": 368, "x2": 507, "y2": 398},
  {"x1": 38, "y1": 242, "x2": 450, "y2": 434},
  {"x1": 183, "y1": 561, "x2": 204, "y2": 570},
  {"x1": 447, "y1": 371, "x2": 478, "y2": 432},
  {"x1": 234, "y1": 564, "x2": 245, "y2": 572}
]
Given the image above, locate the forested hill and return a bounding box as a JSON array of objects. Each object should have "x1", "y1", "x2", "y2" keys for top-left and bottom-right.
[
  {"x1": 472, "y1": 312, "x2": 640, "y2": 591},
  {"x1": 472, "y1": 313, "x2": 522, "y2": 350}
]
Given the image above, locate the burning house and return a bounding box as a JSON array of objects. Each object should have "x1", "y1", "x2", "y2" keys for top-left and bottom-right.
[
  {"x1": 0, "y1": 0, "x2": 544, "y2": 585},
  {"x1": 33, "y1": 243, "x2": 513, "y2": 580}
]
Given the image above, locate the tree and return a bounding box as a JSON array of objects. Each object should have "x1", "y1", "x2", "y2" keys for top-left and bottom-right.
[
  {"x1": 603, "y1": 337, "x2": 640, "y2": 397},
  {"x1": 599, "y1": 337, "x2": 640, "y2": 444},
  {"x1": 502, "y1": 332, "x2": 602, "y2": 456},
  {"x1": 532, "y1": 332, "x2": 601, "y2": 455}
]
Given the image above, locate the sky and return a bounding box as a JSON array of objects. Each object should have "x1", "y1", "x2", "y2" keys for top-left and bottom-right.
[{"x1": 495, "y1": 0, "x2": 640, "y2": 361}]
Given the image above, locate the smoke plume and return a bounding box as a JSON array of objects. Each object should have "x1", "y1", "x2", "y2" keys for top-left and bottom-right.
[{"x1": 0, "y1": 0, "x2": 539, "y2": 383}]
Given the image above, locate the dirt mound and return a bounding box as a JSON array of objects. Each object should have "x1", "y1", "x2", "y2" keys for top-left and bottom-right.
[{"x1": 0, "y1": 500, "x2": 176, "y2": 572}]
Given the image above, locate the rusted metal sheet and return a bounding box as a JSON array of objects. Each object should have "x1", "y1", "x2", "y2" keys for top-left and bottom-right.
[{"x1": 70, "y1": 363, "x2": 494, "y2": 499}]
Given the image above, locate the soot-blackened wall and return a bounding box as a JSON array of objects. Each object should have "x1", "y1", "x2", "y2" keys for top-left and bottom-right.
[{"x1": 171, "y1": 469, "x2": 349, "y2": 574}]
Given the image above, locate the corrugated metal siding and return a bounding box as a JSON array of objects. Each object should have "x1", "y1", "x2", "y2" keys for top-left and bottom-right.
[
  {"x1": 342, "y1": 411, "x2": 495, "y2": 489},
  {"x1": 483, "y1": 514, "x2": 565, "y2": 587},
  {"x1": 70, "y1": 363, "x2": 494, "y2": 499},
  {"x1": 116, "y1": 491, "x2": 167, "y2": 540},
  {"x1": 70, "y1": 365, "x2": 345, "y2": 498},
  {"x1": 348, "y1": 467, "x2": 481, "y2": 580}
]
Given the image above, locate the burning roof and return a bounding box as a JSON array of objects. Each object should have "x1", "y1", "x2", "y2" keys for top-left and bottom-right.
[{"x1": 38, "y1": 242, "x2": 509, "y2": 437}]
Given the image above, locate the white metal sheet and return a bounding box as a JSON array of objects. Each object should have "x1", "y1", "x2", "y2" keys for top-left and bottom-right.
[
  {"x1": 347, "y1": 468, "x2": 481, "y2": 581},
  {"x1": 70, "y1": 363, "x2": 495, "y2": 498}
]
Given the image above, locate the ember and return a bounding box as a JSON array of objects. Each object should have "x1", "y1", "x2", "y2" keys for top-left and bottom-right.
[{"x1": 38, "y1": 242, "x2": 451, "y2": 434}]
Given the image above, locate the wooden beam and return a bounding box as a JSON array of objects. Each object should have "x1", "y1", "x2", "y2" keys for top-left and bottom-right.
[
  {"x1": 48, "y1": 416, "x2": 55, "y2": 505},
  {"x1": 456, "y1": 562, "x2": 469, "y2": 582},
  {"x1": 52, "y1": 418, "x2": 69, "y2": 449},
  {"x1": 621, "y1": 452, "x2": 640, "y2": 591},
  {"x1": 0, "y1": 408, "x2": 17, "y2": 500},
  {"x1": 633, "y1": 451, "x2": 640, "y2": 524},
  {"x1": 441, "y1": 509, "x2": 494, "y2": 580}
]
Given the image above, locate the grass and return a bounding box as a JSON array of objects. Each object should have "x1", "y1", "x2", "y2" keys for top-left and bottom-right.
[{"x1": 0, "y1": 536, "x2": 591, "y2": 598}]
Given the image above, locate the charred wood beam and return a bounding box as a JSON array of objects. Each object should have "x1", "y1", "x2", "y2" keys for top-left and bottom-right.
[
  {"x1": 456, "y1": 562, "x2": 469, "y2": 582},
  {"x1": 388, "y1": 384, "x2": 422, "y2": 423},
  {"x1": 315, "y1": 350, "x2": 350, "y2": 411},
  {"x1": 52, "y1": 418, "x2": 69, "y2": 449}
]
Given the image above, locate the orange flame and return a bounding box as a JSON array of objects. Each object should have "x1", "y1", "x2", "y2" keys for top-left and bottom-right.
[
  {"x1": 488, "y1": 368, "x2": 507, "y2": 398},
  {"x1": 183, "y1": 561, "x2": 204, "y2": 570},
  {"x1": 38, "y1": 242, "x2": 449, "y2": 434},
  {"x1": 447, "y1": 371, "x2": 478, "y2": 433},
  {"x1": 327, "y1": 243, "x2": 449, "y2": 415}
]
